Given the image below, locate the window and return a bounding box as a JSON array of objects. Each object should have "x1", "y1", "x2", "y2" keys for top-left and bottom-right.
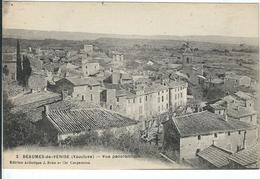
[
  {"x1": 237, "y1": 146, "x2": 240, "y2": 152},
  {"x1": 198, "y1": 135, "x2": 201, "y2": 140},
  {"x1": 90, "y1": 86, "x2": 92, "y2": 90},
  {"x1": 228, "y1": 132, "x2": 231, "y2": 136},
  {"x1": 162, "y1": 90, "x2": 164, "y2": 93},
  {"x1": 133, "y1": 98, "x2": 135, "y2": 103},
  {"x1": 250, "y1": 116, "x2": 253, "y2": 122},
  {"x1": 90, "y1": 94, "x2": 93, "y2": 101},
  {"x1": 162, "y1": 96, "x2": 164, "y2": 102},
  {"x1": 175, "y1": 94, "x2": 177, "y2": 100},
  {"x1": 214, "y1": 133, "x2": 218, "y2": 138},
  {"x1": 158, "y1": 97, "x2": 160, "y2": 103},
  {"x1": 196, "y1": 149, "x2": 200, "y2": 156},
  {"x1": 181, "y1": 93, "x2": 183, "y2": 98},
  {"x1": 166, "y1": 103, "x2": 168, "y2": 109},
  {"x1": 145, "y1": 96, "x2": 148, "y2": 101},
  {"x1": 11, "y1": 73, "x2": 15, "y2": 80},
  {"x1": 117, "y1": 97, "x2": 119, "y2": 102},
  {"x1": 238, "y1": 131, "x2": 241, "y2": 135},
  {"x1": 110, "y1": 105, "x2": 113, "y2": 110},
  {"x1": 82, "y1": 95, "x2": 85, "y2": 101},
  {"x1": 158, "y1": 92, "x2": 160, "y2": 95},
  {"x1": 139, "y1": 98, "x2": 142, "y2": 103},
  {"x1": 128, "y1": 99, "x2": 131, "y2": 104}
]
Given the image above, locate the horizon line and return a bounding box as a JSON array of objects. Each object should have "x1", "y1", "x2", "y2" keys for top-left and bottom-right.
[{"x1": 3, "y1": 28, "x2": 259, "y2": 39}]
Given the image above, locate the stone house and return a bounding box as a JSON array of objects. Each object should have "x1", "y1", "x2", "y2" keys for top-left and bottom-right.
[
  {"x1": 181, "y1": 47, "x2": 203, "y2": 85},
  {"x1": 101, "y1": 83, "x2": 171, "y2": 121},
  {"x1": 83, "y1": 44, "x2": 94, "y2": 54},
  {"x1": 162, "y1": 111, "x2": 258, "y2": 163},
  {"x1": 54, "y1": 77, "x2": 101, "y2": 105},
  {"x1": 224, "y1": 73, "x2": 251, "y2": 92},
  {"x1": 228, "y1": 143, "x2": 259, "y2": 169},
  {"x1": 207, "y1": 91, "x2": 257, "y2": 125},
  {"x1": 227, "y1": 105, "x2": 258, "y2": 125},
  {"x1": 112, "y1": 51, "x2": 124, "y2": 68},
  {"x1": 82, "y1": 62, "x2": 100, "y2": 76},
  {"x1": 101, "y1": 79, "x2": 188, "y2": 121},
  {"x1": 197, "y1": 143, "x2": 260, "y2": 169},
  {"x1": 168, "y1": 80, "x2": 188, "y2": 110},
  {"x1": 104, "y1": 72, "x2": 133, "y2": 85}
]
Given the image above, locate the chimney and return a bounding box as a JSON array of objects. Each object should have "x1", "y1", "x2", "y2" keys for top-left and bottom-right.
[
  {"x1": 224, "y1": 113, "x2": 228, "y2": 121},
  {"x1": 44, "y1": 105, "x2": 50, "y2": 115},
  {"x1": 61, "y1": 90, "x2": 68, "y2": 100},
  {"x1": 222, "y1": 109, "x2": 228, "y2": 121}
]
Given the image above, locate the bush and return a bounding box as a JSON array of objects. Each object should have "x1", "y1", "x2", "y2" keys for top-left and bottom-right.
[
  {"x1": 64, "y1": 129, "x2": 160, "y2": 159},
  {"x1": 69, "y1": 131, "x2": 100, "y2": 146},
  {"x1": 3, "y1": 112, "x2": 44, "y2": 149},
  {"x1": 3, "y1": 91, "x2": 44, "y2": 149}
]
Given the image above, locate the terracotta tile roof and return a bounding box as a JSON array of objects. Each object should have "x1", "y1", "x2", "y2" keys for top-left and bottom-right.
[
  {"x1": 234, "y1": 91, "x2": 253, "y2": 101},
  {"x1": 227, "y1": 106, "x2": 257, "y2": 118},
  {"x1": 172, "y1": 111, "x2": 255, "y2": 137},
  {"x1": 121, "y1": 73, "x2": 132, "y2": 80},
  {"x1": 48, "y1": 99, "x2": 99, "y2": 111},
  {"x1": 116, "y1": 89, "x2": 133, "y2": 97},
  {"x1": 46, "y1": 108, "x2": 138, "y2": 134},
  {"x1": 225, "y1": 74, "x2": 250, "y2": 80},
  {"x1": 144, "y1": 83, "x2": 168, "y2": 94},
  {"x1": 11, "y1": 91, "x2": 61, "y2": 107},
  {"x1": 228, "y1": 143, "x2": 260, "y2": 168},
  {"x1": 103, "y1": 83, "x2": 122, "y2": 90},
  {"x1": 64, "y1": 77, "x2": 100, "y2": 86},
  {"x1": 197, "y1": 145, "x2": 232, "y2": 168},
  {"x1": 209, "y1": 100, "x2": 227, "y2": 110},
  {"x1": 223, "y1": 95, "x2": 236, "y2": 104}
]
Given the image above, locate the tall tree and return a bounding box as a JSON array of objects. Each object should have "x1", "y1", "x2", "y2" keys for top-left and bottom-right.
[
  {"x1": 16, "y1": 39, "x2": 23, "y2": 84},
  {"x1": 22, "y1": 55, "x2": 32, "y2": 87}
]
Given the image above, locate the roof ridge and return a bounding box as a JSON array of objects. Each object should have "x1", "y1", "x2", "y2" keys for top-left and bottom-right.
[{"x1": 175, "y1": 110, "x2": 210, "y2": 119}]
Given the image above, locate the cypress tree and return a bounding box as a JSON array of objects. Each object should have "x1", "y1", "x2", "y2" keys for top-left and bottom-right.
[
  {"x1": 22, "y1": 55, "x2": 32, "y2": 87},
  {"x1": 16, "y1": 39, "x2": 23, "y2": 84}
]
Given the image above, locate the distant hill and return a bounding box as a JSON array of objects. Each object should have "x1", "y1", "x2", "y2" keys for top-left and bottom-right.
[{"x1": 3, "y1": 28, "x2": 259, "y2": 46}]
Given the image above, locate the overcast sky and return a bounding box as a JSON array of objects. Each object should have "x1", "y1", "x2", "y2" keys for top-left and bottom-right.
[{"x1": 3, "y1": 2, "x2": 259, "y2": 37}]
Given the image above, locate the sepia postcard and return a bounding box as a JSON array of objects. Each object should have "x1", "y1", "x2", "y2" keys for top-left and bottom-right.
[{"x1": 2, "y1": 1, "x2": 260, "y2": 170}]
